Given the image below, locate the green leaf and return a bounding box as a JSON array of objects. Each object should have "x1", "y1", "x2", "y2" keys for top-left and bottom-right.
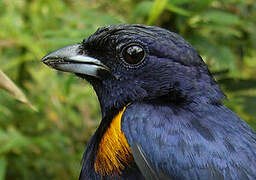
[
  {"x1": 202, "y1": 10, "x2": 241, "y2": 25},
  {"x1": 0, "y1": 128, "x2": 30, "y2": 155},
  {"x1": 202, "y1": 24, "x2": 242, "y2": 37},
  {"x1": 0, "y1": 157, "x2": 7, "y2": 180},
  {"x1": 219, "y1": 78, "x2": 256, "y2": 92},
  {"x1": 132, "y1": 1, "x2": 153, "y2": 22},
  {"x1": 166, "y1": 3, "x2": 191, "y2": 16},
  {"x1": 224, "y1": 94, "x2": 256, "y2": 130},
  {"x1": 147, "y1": 0, "x2": 168, "y2": 25},
  {"x1": 192, "y1": 0, "x2": 214, "y2": 12},
  {"x1": 169, "y1": 0, "x2": 192, "y2": 5}
]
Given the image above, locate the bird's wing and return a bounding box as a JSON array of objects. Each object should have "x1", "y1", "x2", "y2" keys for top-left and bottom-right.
[
  {"x1": 121, "y1": 101, "x2": 256, "y2": 180},
  {"x1": 131, "y1": 142, "x2": 171, "y2": 180}
]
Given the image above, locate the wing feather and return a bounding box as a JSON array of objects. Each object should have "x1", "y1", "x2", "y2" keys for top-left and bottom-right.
[{"x1": 121, "y1": 101, "x2": 256, "y2": 180}]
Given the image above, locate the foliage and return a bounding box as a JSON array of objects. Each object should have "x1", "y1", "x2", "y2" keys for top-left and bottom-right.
[{"x1": 0, "y1": 0, "x2": 255, "y2": 179}]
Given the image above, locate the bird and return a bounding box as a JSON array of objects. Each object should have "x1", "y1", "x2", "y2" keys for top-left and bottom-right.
[{"x1": 42, "y1": 24, "x2": 256, "y2": 180}]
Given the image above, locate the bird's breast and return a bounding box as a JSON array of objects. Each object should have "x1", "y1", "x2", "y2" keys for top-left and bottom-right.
[{"x1": 94, "y1": 106, "x2": 134, "y2": 176}]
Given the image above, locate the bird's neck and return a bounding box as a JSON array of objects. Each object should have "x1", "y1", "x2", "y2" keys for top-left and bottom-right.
[
  {"x1": 80, "y1": 105, "x2": 136, "y2": 179},
  {"x1": 89, "y1": 70, "x2": 226, "y2": 118}
]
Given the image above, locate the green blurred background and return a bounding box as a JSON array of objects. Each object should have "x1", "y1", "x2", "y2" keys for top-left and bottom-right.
[{"x1": 0, "y1": 0, "x2": 255, "y2": 179}]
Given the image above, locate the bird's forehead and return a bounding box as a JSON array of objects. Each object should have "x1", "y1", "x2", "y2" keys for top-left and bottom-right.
[
  {"x1": 82, "y1": 24, "x2": 202, "y2": 66},
  {"x1": 84, "y1": 24, "x2": 164, "y2": 48}
]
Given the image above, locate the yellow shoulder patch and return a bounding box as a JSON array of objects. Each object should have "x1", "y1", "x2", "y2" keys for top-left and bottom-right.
[{"x1": 94, "y1": 106, "x2": 133, "y2": 176}]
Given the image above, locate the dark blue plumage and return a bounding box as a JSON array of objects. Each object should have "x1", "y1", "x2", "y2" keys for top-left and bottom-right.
[
  {"x1": 42, "y1": 24, "x2": 256, "y2": 180},
  {"x1": 122, "y1": 101, "x2": 256, "y2": 179}
]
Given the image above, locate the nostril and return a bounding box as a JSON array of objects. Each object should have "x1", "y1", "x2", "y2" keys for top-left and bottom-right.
[
  {"x1": 41, "y1": 55, "x2": 49, "y2": 62},
  {"x1": 78, "y1": 49, "x2": 84, "y2": 55}
]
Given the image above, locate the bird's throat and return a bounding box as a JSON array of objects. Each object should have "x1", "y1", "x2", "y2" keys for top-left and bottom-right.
[{"x1": 94, "y1": 106, "x2": 133, "y2": 176}]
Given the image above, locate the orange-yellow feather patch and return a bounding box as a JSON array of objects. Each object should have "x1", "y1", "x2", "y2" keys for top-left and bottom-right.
[{"x1": 94, "y1": 106, "x2": 133, "y2": 176}]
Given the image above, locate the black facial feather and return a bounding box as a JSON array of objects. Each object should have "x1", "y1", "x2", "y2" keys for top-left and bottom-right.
[{"x1": 78, "y1": 24, "x2": 225, "y2": 117}]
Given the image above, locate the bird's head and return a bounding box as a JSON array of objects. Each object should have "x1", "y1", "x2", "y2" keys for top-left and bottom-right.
[{"x1": 42, "y1": 24, "x2": 225, "y2": 117}]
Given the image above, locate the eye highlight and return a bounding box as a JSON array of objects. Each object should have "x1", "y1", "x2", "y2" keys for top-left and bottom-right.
[{"x1": 121, "y1": 44, "x2": 145, "y2": 65}]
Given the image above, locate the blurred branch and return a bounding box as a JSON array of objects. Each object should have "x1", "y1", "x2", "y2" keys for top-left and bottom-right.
[
  {"x1": 212, "y1": 69, "x2": 229, "y2": 76},
  {"x1": 0, "y1": 69, "x2": 37, "y2": 111},
  {"x1": 0, "y1": 40, "x2": 17, "y2": 48}
]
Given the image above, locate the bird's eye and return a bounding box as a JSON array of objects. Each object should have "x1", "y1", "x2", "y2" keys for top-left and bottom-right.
[{"x1": 122, "y1": 44, "x2": 145, "y2": 65}]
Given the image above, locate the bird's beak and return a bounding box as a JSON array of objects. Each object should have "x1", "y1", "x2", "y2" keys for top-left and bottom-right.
[{"x1": 41, "y1": 44, "x2": 110, "y2": 78}]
